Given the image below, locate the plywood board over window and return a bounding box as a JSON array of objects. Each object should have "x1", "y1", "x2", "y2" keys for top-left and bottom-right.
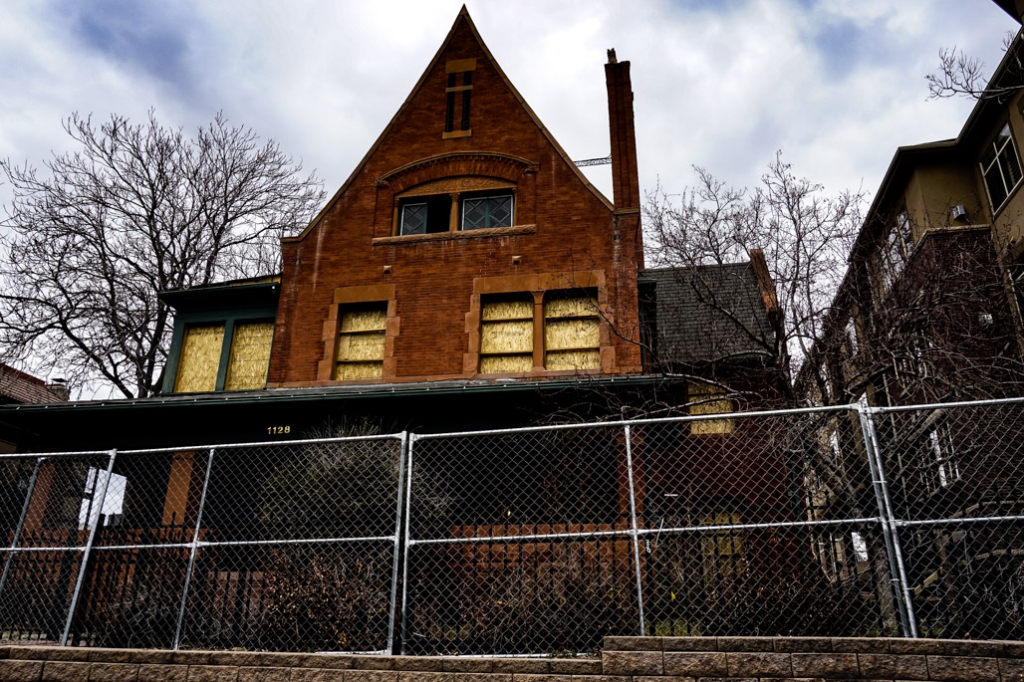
[
  {"x1": 174, "y1": 324, "x2": 225, "y2": 393},
  {"x1": 479, "y1": 296, "x2": 533, "y2": 374},
  {"x1": 544, "y1": 292, "x2": 600, "y2": 371},
  {"x1": 688, "y1": 382, "x2": 735, "y2": 435},
  {"x1": 334, "y1": 306, "x2": 387, "y2": 380},
  {"x1": 224, "y1": 321, "x2": 275, "y2": 391}
]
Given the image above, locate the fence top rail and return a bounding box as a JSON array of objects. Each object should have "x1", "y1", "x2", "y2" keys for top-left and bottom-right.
[
  {"x1": 410, "y1": 403, "x2": 857, "y2": 441},
  {"x1": 866, "y1": 395, "x2": 1024, "y2": 414},
  {"x1": 0, "y1": 432, "x2": 407, "y2": 460}
]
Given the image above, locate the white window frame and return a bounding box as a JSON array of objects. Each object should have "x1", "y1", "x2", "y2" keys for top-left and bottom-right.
[{"x1": 980, "y1": 122, "x2": 1023, "y2": 213}]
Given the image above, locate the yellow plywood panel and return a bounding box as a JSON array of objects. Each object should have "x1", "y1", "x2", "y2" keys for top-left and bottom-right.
[
  {"x1": 480, "y1": 320, "x2": 533, "y2": 354},
  {"x1": 339, "y1": 309, "x2": 387, "y2": 333},
  {"x1": 545, "y1": 296, "x2": 598, "y2": 319},
  {"x1": 336, "y1": 331, "x2": 386, "y2": 362},
  {"x1": 688, "y1": 382, "x2": 735, "y2": 435},
  {"x1": 224, "y1": 321, "x2": 274, "y2": 391},
  {"x1": 481, "y1": 299, "x2": 533, "y2": 321},
  {"x1": 334, "y1": 362, "x2": 383, "y2": 381},
  {"x1": 174, "y1": 324, "x2": 224, "y2": 393},
  {"x1": 545, "y1": 318, "x2": 599, "y2": 351},
  {"x1": 545, "y1": 350, "x2": 601, "y2": 371},
  {"x1": 480, "y1": 354, "x2": 533, "y2": 374}
]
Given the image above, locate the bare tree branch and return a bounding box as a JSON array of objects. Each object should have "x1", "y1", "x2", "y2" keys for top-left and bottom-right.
[{"x1": 0, "y1": 110, "x2": 326, "y2": 399}]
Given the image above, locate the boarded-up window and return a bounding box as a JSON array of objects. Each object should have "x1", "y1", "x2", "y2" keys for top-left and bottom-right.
[
  {"x1": 480, "y1": 296, "x2": 533, "y2": 374},
  {"x1": 174, "y1": 324, "x2": 225, "y2": 393},
  {"x1": 224, "y1": 321, "x2": 275, "y2": 391},
  {"x1": 544, "y1": 292, "x2": 600, "y2": 371},
  {"x1": 688, "y1": 382, "x2": 735, "y2": 435},
  {"x1": 333, "y1": 305, "x2": 387, "y2": 380},
  {"x1": 699, "y1": 511, "x2": 746, "y2": 579}
]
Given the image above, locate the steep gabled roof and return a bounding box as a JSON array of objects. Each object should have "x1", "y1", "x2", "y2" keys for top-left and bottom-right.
[{"x1": 286, "y1": 6, "x2": 611, "y2": 244}]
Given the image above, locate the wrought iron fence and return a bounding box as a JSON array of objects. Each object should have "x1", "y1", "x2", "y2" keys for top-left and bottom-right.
[{"x1": 0, "y1": 398, "x2": 1021, "y2": 654}]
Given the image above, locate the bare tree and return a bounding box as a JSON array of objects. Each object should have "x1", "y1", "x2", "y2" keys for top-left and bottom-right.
[
  {"x1": 0, "y1": 111, "x2": 325, "y2": 399},
  {"x1": 926, "y1": 30, "x2": 1023, "y2": 101},
  {"x1": 644, "y1": 153, "x2": 864, "y2": 391}
]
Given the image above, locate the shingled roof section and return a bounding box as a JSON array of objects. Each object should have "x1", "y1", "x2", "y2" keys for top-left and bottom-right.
[
  {"x1": 0, "y1": 363, "x2": 66, "y2": 404},
  {"x1": 640, "y1": 262, "x2": 777, "y2": 369}
]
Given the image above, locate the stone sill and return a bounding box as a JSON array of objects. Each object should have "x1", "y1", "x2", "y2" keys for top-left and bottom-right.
[{"x1": 372, "y1": 224, "x2": 536, "y2": 246}]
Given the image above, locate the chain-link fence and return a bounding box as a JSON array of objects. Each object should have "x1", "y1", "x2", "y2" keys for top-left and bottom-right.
[{"x1": 0, "y1": 398, "x2": 1021, "y2": 653}]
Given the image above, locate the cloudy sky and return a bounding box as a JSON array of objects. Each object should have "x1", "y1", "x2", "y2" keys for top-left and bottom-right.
[
  {"x1": 0, "y1": 0, "x2": 1017, "y2": 398},
  {"x1": 1, "y1": 0, "x2": 1019, "y2": 214}
]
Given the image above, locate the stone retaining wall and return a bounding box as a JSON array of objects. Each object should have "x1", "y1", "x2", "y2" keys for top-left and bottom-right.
[
  {"x1": 602, "y1": 636, "x2": 1024, "y2": 682},
  {"x1": 0, "y1": 637, "x2": 1022, "y2": 682}
]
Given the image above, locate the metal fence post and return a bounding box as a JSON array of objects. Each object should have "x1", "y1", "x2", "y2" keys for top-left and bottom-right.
[
  {"x1": 856, "y1": 406, "x2": 919, "y2": 638},
  {"x1": 386, "y1": 433, "x2": 409, "y2": 656},
  {"x1": 623, "y1": 425, "x2": 647, "y2": 635},
  {"x1": 61, "y1": 449, "x2": 117, "y2": 646},
  {"x1": 173, "y1": 448, "x2": 216, "y2": 650},
  {"x1": 0, "y1": 457, "x2": 43, "y2": 606},
  {"x1": 398, "y1": 433, "x2": 416, "y2": 655}
]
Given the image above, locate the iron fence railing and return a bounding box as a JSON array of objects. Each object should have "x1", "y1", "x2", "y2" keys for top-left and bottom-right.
[{"x1": 0, "y1": 397, "x2": 1021, "y2": 653}]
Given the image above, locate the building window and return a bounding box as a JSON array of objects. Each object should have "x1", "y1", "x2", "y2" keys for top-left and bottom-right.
[
  {"x1": 461, "y1": 71, "x2": 472, "y2": 131},
  {"x1": 477, "y1": 289, "x2": 603, "y2": 375},
  {"x1": 399, "y1": 196, "x2": 452, "y2": 235},
  {"x1": 479, "y1": 295, "x2": 534, "y2": 374},
  {"x1": 397, "y1": 190, "x2": 512, "y2": 235},
  {"x1": 981, "y1": 122, "x2": 1023, "y2": 212},
  {"x1": 224, "y1": 321, "x2": 275, "y2": 391},
  {"x1": 333, "y1": 304, "x2": 387, "y2": 380},
  {"x1": 845, "y1": 316, "x2": 859, "y2": 356},
  {"x1": 173, "y1": 320, "x2": 275, "y2": 393},
  {"x1": 699, "y1": 511, "x2": 746, "y2": 581},
  {"x1": 174, "y1": 324, "x2": 224, "y2": 393},
  {"x1": 445, "y1": 73, "x2": 457, "y2": 133},
  {"x1": 879, "y1": 209, "x2": 912, "y2": 295},
  {"x1": 688, "y1": 382, "x2": 735, "y2": 435},
  {"x1": 462, "y1": 193, "x2": 513, "y2": 230},
  {"x1": 544, "y1": 292, "x2": 601, "y2": 370}
]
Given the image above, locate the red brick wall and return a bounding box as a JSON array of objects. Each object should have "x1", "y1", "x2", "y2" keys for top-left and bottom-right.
[{"x1": 268, "y1": 12, "x2": 643, "y2": 387}]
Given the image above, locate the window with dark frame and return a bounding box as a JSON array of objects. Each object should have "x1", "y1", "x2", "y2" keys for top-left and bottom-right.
[
  {"x1": 461, "y1": 193, "x2": 513, "y2": 230},
  {"x1": 172, "y1": 320, "x2": 275, "y2": 393},
  {"x1": 444, "y1": 73, "x2": 457, "y2": 133},
  {"x1": 444, "y1": 67, "x2": 473, "y2": 135},
  {"x1": 397, "y1": 190, "x2": 513, "y2": 236},
  {"x1": 981, "y1": 122, "x2": 1023, "y2": 212},
  {"x1": 461, "y1": 71, "x2": 472, "y2": 130},
  {"x1": 879, "y1": 209, "x2": 913, "y2": 296},
  {"x1": 399, "y1": 195, "x2": 453, "y2": 235}
]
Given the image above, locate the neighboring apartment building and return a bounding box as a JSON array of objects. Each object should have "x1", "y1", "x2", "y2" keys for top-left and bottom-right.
[{"x1": 796, "y1": 12, "x2": 1024, "y2": 639}]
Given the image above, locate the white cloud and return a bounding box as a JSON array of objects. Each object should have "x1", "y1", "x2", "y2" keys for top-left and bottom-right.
[{"x1": 2, "y1": 0, "x2": 1016, "y2": 207}]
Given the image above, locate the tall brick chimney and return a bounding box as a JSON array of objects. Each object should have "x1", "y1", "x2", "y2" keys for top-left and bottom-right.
[{"x1": 605, "y1": 48, "x2": 640, "y2": 212}]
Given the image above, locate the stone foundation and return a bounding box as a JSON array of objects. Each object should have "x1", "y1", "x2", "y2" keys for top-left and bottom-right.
[{"x1": 1, "y1": 636, "x2": 1022, "y2": 681}]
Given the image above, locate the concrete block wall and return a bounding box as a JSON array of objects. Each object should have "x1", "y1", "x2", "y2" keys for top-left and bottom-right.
[
  {"x1": 602, "y1": 635, "x2": 1024, "y2": 682},
  {"x1": 2, "y1": 637, "x2": 1023, "y2": 682}
]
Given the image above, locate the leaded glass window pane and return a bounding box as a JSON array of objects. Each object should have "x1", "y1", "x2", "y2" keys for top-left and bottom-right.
[
  {"x1": 462, "y1": 195, "x2": 513, "y2": 230},
  {"x1": 401, "y1": 203, "x2": 427, "y2": 235}
]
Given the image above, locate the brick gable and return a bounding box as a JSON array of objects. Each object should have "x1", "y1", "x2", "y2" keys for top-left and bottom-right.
[{"x1": 269, "y1": 8, "x2": 643, "y2": 387}]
